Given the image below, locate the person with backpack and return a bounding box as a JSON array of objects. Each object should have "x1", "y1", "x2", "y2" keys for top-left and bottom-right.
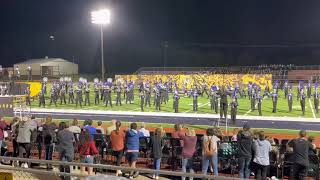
[
  {"x1": 110, "y1": 120, "x2": 125, "y2": 176},
  {"x1": 78, "y1": 128, "x2": 99, "y2": 175},
  {"x1": 42, "y1": 116, "x2": 57, "y2": 169},
  {"x1": 180, "y1": 128, "x2": 197, "y2": 180},
  {"x1": 151, "y1": 127, "x2": 165, "y2": 179},
  {"x1": 202, "y1": 128, "x2": 220, "y2": 176}
]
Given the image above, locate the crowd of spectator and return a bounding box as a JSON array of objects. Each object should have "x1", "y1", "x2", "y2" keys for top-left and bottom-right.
[{"x1": 0, "y1": 115, "x2": 319, "y2": 180}]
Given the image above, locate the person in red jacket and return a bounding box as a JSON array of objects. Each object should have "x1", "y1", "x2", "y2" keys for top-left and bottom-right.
[{"x1": 78, "y1": 129, "x2": 99, "y2": 175}]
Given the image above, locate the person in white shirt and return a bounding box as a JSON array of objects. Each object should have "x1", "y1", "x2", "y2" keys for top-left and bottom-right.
[
  {"x1": 96, "y1": 121, "x2": 105, "y2": 134},
  {"x1": 139, "y1": 122, "x2": 150, "y2": 137}
]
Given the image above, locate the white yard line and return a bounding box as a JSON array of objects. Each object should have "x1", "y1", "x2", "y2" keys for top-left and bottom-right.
[
  {"x1": 184, "y1": 102, "x2": 210, "y2": 113},
  {"x1": 308, "y1": 98, "x2": 316, "y2": 119}
]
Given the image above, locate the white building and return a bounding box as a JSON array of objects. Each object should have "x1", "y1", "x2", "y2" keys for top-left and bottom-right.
[{"x1": 14, "y1": 58, "x2": 78, "y2": 76}]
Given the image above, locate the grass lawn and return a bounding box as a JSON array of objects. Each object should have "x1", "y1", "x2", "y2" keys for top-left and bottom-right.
[{"x1": 29, "y1": 83, "x2": 320, "y2": 119}]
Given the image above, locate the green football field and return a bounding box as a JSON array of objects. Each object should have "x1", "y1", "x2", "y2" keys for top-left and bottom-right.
[{"x1": 29, "y1": 83, "x2": 320, "y2": 119}]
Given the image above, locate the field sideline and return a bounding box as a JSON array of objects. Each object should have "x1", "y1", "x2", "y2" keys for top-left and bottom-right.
[{"x1": 28, "y1": 83, "x2": 320, "y2": 119}]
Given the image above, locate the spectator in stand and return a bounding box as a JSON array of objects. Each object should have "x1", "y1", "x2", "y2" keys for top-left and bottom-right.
[
  {"x1": 110, "y1": 120, "x2": 125, "y2": 176},
  {"x1": 231, "y1": 128, "x2": 238, "y2": 142},
  {"x1": 57, "y1": 122, "x2": 75, "y2": 180},
  {"x1": 83, "y1": 119, "x2": 96, "y2": 138},
  {"x1": 96, "y1": 121, "x2": 105, "y2": 134},
  {"x1": 0, "y1": 116, "x2": 7, "y2": 155},
  {"x1": 171, "y1": 124, "x2": 186, "y2": 138},
  {"x1": 78, "y1": 128, "x2": 99, "y2": 175},
  {"x1": 151, "y1": 127, "x2": 165, "y2": 179},
  {"x1": 308, "y1": 136, "x2": 317, "y2": 155},
  {"x1": 252, "y1": 131, "x2": 271, "y2": 180},
  {"x1": 139, "y1": 122, "x2": 150, "y2": 137},
  {"x1": 106, "y1": 119, "x2": 117, "y2": 135},
  {"x1": 42, "y1": 115, "x2": 57, "y2": 169},
  {"x1": 16, "y1": 116, "x2": 36, "y2": 168},
  {"x1": 10, "y1": 116, "x2": 20, "y2": 157},
  {"x1": 202, "y1": 128, "x2": 220, "y2": 176},
  {"x1": 219, "y1": 136, "x2": 231, "y2": 151},
  {"x1": 237, "y1": 124, "x2": 253, "y2": 179},
  {"x1": 288, "y1": 130, "x2": 310, "y2": 180},
  {"x1": 125, "y1": 122, "x2": 144, "y2": 179},
  {"x1": 180, "y1": 128, "x2": 197, "y2": 180},
  {"x1": 68, "y1": 118, "x2": 81, "y2": 134}
]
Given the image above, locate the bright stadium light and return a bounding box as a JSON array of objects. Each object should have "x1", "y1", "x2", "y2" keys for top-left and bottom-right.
[{"x1": 91, "y1": 9, "x2": 110, "y2": 81}]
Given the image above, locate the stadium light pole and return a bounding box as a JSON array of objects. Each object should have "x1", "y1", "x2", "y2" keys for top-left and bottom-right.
[{"x1": 91, "y1": 9, "x2": 110, "y2": 81}]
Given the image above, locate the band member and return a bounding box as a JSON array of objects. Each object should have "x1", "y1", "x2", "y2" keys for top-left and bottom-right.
[
  {"x1": 283, "y1": 80, "x2": 289, "y2": 98},
  {"x1": 68, "y1": 84, "x2": 74, "y2": 104},
  {"x1": 75, "y1": 87, "x2": 82, "y2": 108},
  {"x1": 314, "y1": 86, "x2": 319, "y2": 114},
  {"x1": 25, "y1": 86, "x2": 31, "y2": 106},
  {"x1": 300, "y1": 89, "x2": 306, "y2": 116},
  {"x1": 210, "y1": 86, "x2": 219, "y2": 114},
  {"x1": 173, "y1": 91, "x2": 180, "y2": 113},
  {"x1": 94, "y1": 83, "x2": 100, "y2": 105},
  {"x1": 60, "y1": 86, "x2": 66, "y2": 105},
  {"x1": 155, "y1": 87, "x2": 161, "y2": 111},
  {"x1": 105, "y1": 84, "x2": 112, "y2": 107},
  {"x1": 140, "y1": 91, "x2": 145, "y2": 112},
  {"x1": 49, "y1": 87, "x2": 57, "y2": 107},
  {"x1": 271, "y1": 89, "x2": 278, "y2": 113},
  {"x1": 116, "y1": 84, "x2": 122, "y2": 106},
  {"x1": 230, "y1": 97, "x2": 238, "y2": 125},
  {"x1": 307, "y1": 81, "x2": 312, "y2": 99},
  {"x1": 256, "y1": 90, "x2": 263, "y2": 116},
  {"x1": 287, "y1": 87, "x2": 294, "y2": 112},
  {"x1": 84, "y1": 84, "x2": 90, "y2": 106},
  {"x1": 217, "y1": 86, "x2": 231, "y2": 120},
  {"x1": 39, "y1": 90, "x2": 45, "y2": 107},
  {"x1": 192, "y1": 89, "x2": 198, "y2": 112},
  {"x1": 250, "y1": 87, "x2": 256, "y2": 111},
  {"x1": 145, "y1": 83, "x2": 151, "y2": 107}
]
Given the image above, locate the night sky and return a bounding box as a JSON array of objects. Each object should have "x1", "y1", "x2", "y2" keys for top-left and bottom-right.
[{"x1": 1, "y1": 0, "x2": 320, "y2": 74}]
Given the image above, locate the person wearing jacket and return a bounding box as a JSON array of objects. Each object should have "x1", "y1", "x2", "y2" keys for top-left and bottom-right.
[
  {"x1": 42, "y1": 116, "x2": 57, "y2": 169},
  {"x1": 253, "y1": 131, "x2": 271, "y2": 180},
  {"x1": 110, "y1": 120, "x2": 125, "y2": 176},
  {"x1": 202, "y1": 128, "x2": 220, "y2": 176},
  {"x1": 151, "y1": 128, "x2": 165, "y2": 179},
  {"x1": 16, "y1": 116, "x2": 36, "y2": 168},
  {"x1": 237, "y1": 124, "x2": 253, "y2": 179},
  {"x1": 78, "y1": 128, "x2": 99, "y2": 175},
  {"x1": 125, "y1": 123, "x2": 144, "y2": 179}
]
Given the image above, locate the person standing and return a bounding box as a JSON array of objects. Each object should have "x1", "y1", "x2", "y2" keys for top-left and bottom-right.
[
  {"x1": 49, "y1": 88, "x2": 57, "y2": 107},
  {"x1": 202, "y1": 128, "x2": 220, "y2": 176},
  {"x1": 125, "y1": 123, "x2": 144, "y2": 179},
  {"x1": 300, "y1": 89, "x2": 306, "y2": 116},
  {"x1": 96, "y1": 121, "x2": 105, "y2": 134},
  {"x1": 0, "y1": 116, "x2": 7, "y2": 155},
  {"x1": 173, "y1": 91, "x2": 180, "y2": 113},
  {"x1": 140, "y1": 91, "x2": 145, "y2": 112},
  {"x1": 94, "y1": 83, "x2": 100, "y2": 105},
  {"x1": 237, "y1": 124, "x2": 253, "y2": 179},
  {"x1": 250, "y1": 88, "x2": 256, "y2": 111},
  {"x1": 192, "y1": 89, "x2": 198, "y2": 112},
  {"x1": 314, "y1": 89, "x2": 319, "y2": 114},
  {"x1": 116, "y1": 84, "x2": 122, "y2": 106},
  {"x1": 68, "y1": 85, "x2": 74, "y2": 104},
  {"x1": 145, "y1": 85, "x2": 151, "y2": 107},
  {"x1": 151, "y1": 128, "x2": 165, "y2": 180},
  {"x1": 39, "y1": 90, "x2": 46, "y2": 107},
  {"x1": 42, "y1": 116, "x2": 57, "y2": 169},
  {"x1": 230, "y1": 97, "x2": 238, "y2": 126},
  {"x1": 110, "y1": 121, "x2": 125, "y2": 176},
  {"x1": 60, "y1": 86, "x2": 66, "y2": 105},
  {"x1": 139, "y1": 122, "x2": 150, "y2": 137},
  {"x1": 288, "y1": 130, "x2": 310, "y2": 180},
  {"x1": 180, "y1": 128, "x2": 197, "y2": 180},
  {"x1": 57, "y1": 122, "x2": 75, "y2": 180},
  {"x1": 84, "y1": 85, "x2": 90, "y2": 106},
  {"x1": 155, "y1": 88, "x2": 161, "y2": 111},
  {"x1": 256, "y1": 91, "x2": 263, "y2": 116},
  {"x1": 25, "y1": 86, "x2": 31, "y2": 106},
  {"x1": 307, "y1": 81, "x2": 312, "y2": 99},
  {"x1": 16, "y1": 116, "x2": 36, "y2": 168},
  {"x1": 288, "y1": 88, "x2": 294, "y2": 112},
  {"x1": 253, "y1": 131, "x2": 271, "y2": 180},
  {"x1": 271, "y1": 90, "x2": 278, "y2": 113},
  {"x1": 75, "y1": 87, "x2": 82, "y2": 108},
  {"x1": 217, "y1": 86, "x2": 231, "y2": 120},
  {"x1": 78, "y1": 129, "x2": 99, "y2": 176},
  {"x1": 105, "y1": 85, "x2": 112, "y2": 107}
]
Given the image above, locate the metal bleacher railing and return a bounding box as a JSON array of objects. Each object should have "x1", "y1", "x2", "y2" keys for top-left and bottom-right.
[{"x1": 0, "y1": 156, "x2": 238, "y2": 180}]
